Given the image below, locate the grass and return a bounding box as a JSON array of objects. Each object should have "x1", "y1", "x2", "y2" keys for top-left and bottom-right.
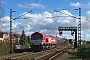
[
  {"x1": 0, "y1": 42, "x2": 10, "y2": 56},
  {"x1": 70, "y1": 45, "x2": 90, "y2": 60}
]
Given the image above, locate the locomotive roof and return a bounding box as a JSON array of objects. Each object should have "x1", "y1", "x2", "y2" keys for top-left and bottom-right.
[
  {"x1": 31, "y1": 32, "x2": 56, "y2": 38},
  {"x1": 31, "y1": 32, "x2": 46, "y2": 36}
]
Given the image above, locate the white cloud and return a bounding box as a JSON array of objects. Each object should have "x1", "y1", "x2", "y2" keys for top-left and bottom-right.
[
  {"x1": 28, "y1": 3, "x2": 45, "y2": 9},
  {"x1": 87, "y1": 10, "x2": 90, "y2": 15},
  {"x1": 81, "y1": 31, "x2": 84, "y2": 35},
  {"x1": 86, "y1": 34, "x2": 90, "y2": 38},
  {"x1": 86, "y1": 11, "x2": 90, "y2": 21},
  {"x1": 70, "y1": 2, "x2": 81, "y2": 8},
  {"x1": 1, "y1": 9, "x2": 90, "y2": 40},
  {"x1": 18, "y1": 4, "x2": 29, "y2": 8},
  {"x1": 52, "y1": 10, "x2": 76, "y2": 27},
  {"x1": 18, "y1": 3, "x2": 45, "y2": 9},
  {"x1": 0, "y1": 16, "x2": 10, "y2": 32},
  {"x1": 70, "y1": 2, "x2": 90, "y2": 8}
]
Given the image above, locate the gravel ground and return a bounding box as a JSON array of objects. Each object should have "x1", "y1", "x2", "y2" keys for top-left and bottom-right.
[{"x1": 55, "y1": 48, "x2": 74, "y2": 60}]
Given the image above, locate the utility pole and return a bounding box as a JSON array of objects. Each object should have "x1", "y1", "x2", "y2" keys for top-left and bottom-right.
[
  {"x1": 78, "y1": 8, "x2": 81, "y2": 48},
  {"x1": 10, "y1": 9, "x2": 13, "y2": 54},
  {"x1": 10, "y1": 9, "x2": 15, "y2": 54},
  {"x1": 10, "y1": 9, "x2": 32, "y2": 54},
  {"x1": 75, "y1": 8, "x2": 81, "y2": 48}
]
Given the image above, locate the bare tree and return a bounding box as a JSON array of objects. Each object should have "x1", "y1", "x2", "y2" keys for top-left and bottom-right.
[{"x1": 0, "y1": 0, "x2": 4, "y2": 30}]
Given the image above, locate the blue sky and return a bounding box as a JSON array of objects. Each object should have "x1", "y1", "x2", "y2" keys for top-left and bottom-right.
[
  {"x1": 1, "y1": 0, "x2": 90, "y2": 41},
  {"x1": 2, "y1": 0, "x2": 90, "y2": 15}
]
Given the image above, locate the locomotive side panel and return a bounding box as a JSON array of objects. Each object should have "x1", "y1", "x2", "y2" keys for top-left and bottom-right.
[
  {"x1": 42, "y1": 36, "x2": 57, "y2": 45},
  {"x1": 42, "y1": 35, "x2": 57, "y2": 50}
]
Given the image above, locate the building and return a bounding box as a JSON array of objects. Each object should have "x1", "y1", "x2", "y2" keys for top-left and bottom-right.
[
  {"x1": 12, "y1": 34, "x2": 20, "y2": 44},
  {"x1": 78, "y1": 40, "x2": 86, "y2": 46},
  {"x1": 0, "y1": 31, "x2": 21, "y2": 44},
  {"x1": 0, "y1": 32, "x2": 10, "y2": 42}
]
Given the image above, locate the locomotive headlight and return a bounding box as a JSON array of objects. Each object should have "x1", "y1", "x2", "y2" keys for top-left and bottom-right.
[
  {"x1": 31, "y1": 43, "x2": 34, "y2": 45},
  {"x1": 40, "y1": 43, "x2": 42, "y2": 45}
]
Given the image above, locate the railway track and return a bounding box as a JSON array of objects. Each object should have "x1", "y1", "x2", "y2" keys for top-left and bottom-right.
[
  {"x1": 0, "y1": 46, "x2": 72, "y2": 60},
  {"x1": 0, "y1": 52, "x2": 32, "y2": 60},
  {"x1": 34, "y1": 46, "x2": 71, "y2": 60},
  {"x1": 0, "y1": 51, "x2": 45, "y2": 60}
]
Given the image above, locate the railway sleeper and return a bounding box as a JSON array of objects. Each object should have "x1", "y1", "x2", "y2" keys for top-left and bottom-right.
[{"x1": 34, "y1": 47, "x2": 70, "y2": 60}]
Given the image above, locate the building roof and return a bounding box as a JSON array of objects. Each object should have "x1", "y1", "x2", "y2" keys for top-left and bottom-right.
[
  {"x1": 0, "y1": 32, "x2": 8, "y2": 38},
  {"x1": 12, "y1": 34, "x2": 20, "y2": 38}
]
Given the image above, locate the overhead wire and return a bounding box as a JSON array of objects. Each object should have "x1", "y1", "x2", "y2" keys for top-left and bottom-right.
[
  {"x1": 2, "y1": 4, "x2": 10, "y2": 10},
  {"x1": 54, "y1": 10, "x2": 79, "y2": 19},
  {"x1": 2, "y1": 4, "x2": 23, "y2": 18},
  {"x1": 13, "y1": 10, "x2": 32, "y2": 20},
  {"x1": 2, "y1": 0, "x2": 69, "y2": 31},
  {"x1": 34, "y1": 0, "x2": 79, "y2": 26},
  {"x1": 2, "y1": 1, "x2": 33, "y2": 20},
  {"x1": 34, "y1": 0, "x2": 60, "y2": 27},
  {"x1": 2, "y1": 0, "x2": 59, "y2": 27},
  {"x1": 35, "y1": 0, "x2": 45, "y2": 11},
  {"x1": 2, "y1": 0, "x2": 31, "y2": 17},
  {"x1": 12, "y1": 0, "x2": 44, "y2": 30}
]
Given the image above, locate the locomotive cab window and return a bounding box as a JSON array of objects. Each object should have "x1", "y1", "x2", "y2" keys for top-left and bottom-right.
[
  {"x1": 37, "y1": 35, "x2": 42, "y2": 40},
  {"x1": 31, "y1": 36, "x2": 37, "y2": 40},
  {"x1": 46, "y1": 38, "x2": 48, "y2": 42}
]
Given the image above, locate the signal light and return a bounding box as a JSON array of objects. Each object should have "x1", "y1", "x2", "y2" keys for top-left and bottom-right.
[
  {"x1": 59, "y1": 32, "x2": 62, "y2": 36},
  {"x1": 71, "y1": 31, "x2": 74, "y2": 36}
]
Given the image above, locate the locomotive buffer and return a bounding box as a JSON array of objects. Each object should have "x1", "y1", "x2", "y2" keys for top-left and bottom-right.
[{"x1": 58, "y1": 26, "x2": 77, "y2": 48}]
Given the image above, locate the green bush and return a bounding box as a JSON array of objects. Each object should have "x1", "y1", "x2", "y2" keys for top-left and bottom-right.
[{"x1": 20, "y1": 43, "x2": 30, "y2": 49}]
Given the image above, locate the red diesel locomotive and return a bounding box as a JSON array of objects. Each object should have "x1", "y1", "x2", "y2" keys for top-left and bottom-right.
[{"x1": 30, "y1": 32, "x2": 57, "y2": 51}]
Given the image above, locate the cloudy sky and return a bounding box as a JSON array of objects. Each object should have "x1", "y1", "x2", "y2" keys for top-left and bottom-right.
[{"x1": 0, "y1": 0, "x2": 90, "y2": 41}]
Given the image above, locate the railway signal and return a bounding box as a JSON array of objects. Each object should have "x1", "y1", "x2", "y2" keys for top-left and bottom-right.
[
  {"x1": 54, "y1": 8, "x2": 81, "y2": 49},
  {"x1": 58, "y1": 27, "x2": 77, "y2": 48}
]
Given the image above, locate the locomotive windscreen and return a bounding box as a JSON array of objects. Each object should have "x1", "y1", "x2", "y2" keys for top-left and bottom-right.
[
  {"x1": 37, "y1": 35, "x2": 42, "y2": 40},
  {"x1": 31, "y1": 35, "x2": 36, "y2": 40},
  {"x1": 31, "y1": 32, "x2": 43, "y2": 40},
  {"x1": 31, "y1": 35, "x2": 42, "y2": 40}
]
